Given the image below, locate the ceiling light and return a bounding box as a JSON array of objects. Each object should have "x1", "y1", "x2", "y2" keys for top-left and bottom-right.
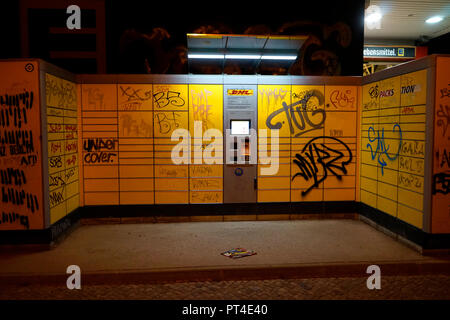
[
  {"x1": 426, "y1": 16, "x2": 443, "y2": 24},
  {"x1": 188, "y1": 54, "x2": 224, "y2": 59},
  {"x1": 225, "y1": 54, "x2": 261, "y2": 59},
  {"x1": 261, "y1": 55, "x2": 297, "y2": 60},
  {"x1": 365, "y1": 12, "x2": 382, "y2": 23}
]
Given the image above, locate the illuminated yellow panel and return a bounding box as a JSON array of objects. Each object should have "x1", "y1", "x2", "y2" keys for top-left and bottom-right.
[
  {"x1": 361, "y1": 190, "x2": 377, "y2": 207},
  {"x1": 82, "y1": 111, "x2": 117, "y2": 120},
  {"x1": 84, "y1": 165, "x2": 118, "y2": 178},
  {"x1": 377, "y1": 166, "x2": 398, "y2": 185},
  {"x1": 120, "y1": 192, "x2": 154, "y2": 205},
  {"x1": 400, "y1": 122, "x2": 425, "y2": 133},
  {"x1": 258, "y1": 190, "x2": 290, "y2": 202},
  {"x1": 65, "y1": 179, "x2": 79, "y2": 196},
  {"x1": 324, "y1": 189, "x2": 355, "y2": 201},
  {"x1": 189, "y1": 84, "x2": 223, "y2": 136},
  {"x1": 190, "y1": 191, "x2": 222, "y2": 203},
  {"x1": 399, "y1": 114, "x2": 426, "y2": 125},
  {"x1": 400, "y1": 69, "x2": 427, "y2": 107},
  {"x1": 153, "y1": 84, "x2": 188, "y2": 111},
  {"x1": 119, "y1": 165, "x2": 154, "y2": 178},
  {"x1": 154, "y1": 111, "x2": 189, "y2": 138},
  {"x1": 379, "y1": 76, "x2": 400, "y2": 108},
  {"x1": 81, "y1": 84, "x2": 117, "y2": 111},
  {"x1": 258, "y1": 177, "x2": 291, "y2": 189},
  {"x1": 290, "y1": 86, "x2": 325, "y2": 138},
  {"x1": 360, "y1": 177, "x2": 377, "y2": 194},
  {"x1": 155, "y1": 191, "x2": 188, "y2": 204},
  {"x1": 362, "y1": 82, "x2": 379, "y2": 111},
  {"x1": 398, "y1": 156, "x2": 424, "y2": 176},
  {"x1": 155, "y1": 165, "x2": 188, "y2": 178},
  {"x1": 119, "y1": 112, "x2": 153, "y2": 137},
  {"x1": 398, "y1": 204, "x2": 423, "y2": 229},
  {"x1": 398, "y1": 188, "x2": 423, "y2": 211},
  {"x1": 377, "y1": 196, "x2": 397, "y2": 217},
  {"x1": 66, "y1": 194, "x2": 79, "y2": 215},
  {"x1": 119, "y1": 144, "x2": 153, "y2": 152},
  {"x1": 360, "y1": 163, "x2": 377, "y2": 180},
  {"x1": 118, "y1": 84, "x2": 152, "y2": 111},
  {"x1": 377, "y1": 181, "x2": 397, "y2": 201},
  {"x1": 84, "y1": 192, "x2": 119, "y2": 205},
  {"x1": 46, "y1": 73, "x2": 79, "y2": 224},
  {"x1": 50, "y1": 202, "x2": 66, "y2": 225},
  {"x1": 291, "y1": 188, "x2": 322, "y2": 202},
  {"x1": 155, "y1": 178, "x2": 188, "y2": 191},
  {"x1": 361, "y1": 150, "x2": 376, "y2": 165},
  {"x1": 46, "y1": 73, "x2": 77, "y2": 109},
  {"x1": 190, "y1": 178, "x2": 222, "y2": 190},
  {"x1": 84, "y1": 179, "x2": 119, "y2": 192},
  {"x1": 399, "y1": 140, "x2": 425, "y2": 159},
  {"x1": 324, "y1": 111, "x2": 357, "y2": 137},
  {"x1": 398, "y1": 172, "x2": 423, "y2": 195},
  {"x1": 120, "y1": 178, "x2": 154, "y2": 191},
  {"x1": 258, "y1": 163, "x2": 290, "y2": 176},
  {"x1": 190, "y1": 165, "x2": 223, "y2": 177},
  {"x1": 324, "y1": 175, "x2": 356, "y2": 189},
  {"x1": 258, "y1": 85, "x2": 291, "y2": 137},
  {"x1": 325, "y1": 86, "x2": 357, "y2": 111}
]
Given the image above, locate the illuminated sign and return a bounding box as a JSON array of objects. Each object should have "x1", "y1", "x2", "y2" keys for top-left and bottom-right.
[
  {"x1": 363, "y1": 46, "x2": 415, "y2": 59},
  {"x1": 227, "y1": 89, "x2": 253, "y2": 96}
]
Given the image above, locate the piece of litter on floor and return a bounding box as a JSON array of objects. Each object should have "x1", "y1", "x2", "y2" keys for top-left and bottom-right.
[{"x1": 221, "y1": 248, "x2": 257, "y2": 259}]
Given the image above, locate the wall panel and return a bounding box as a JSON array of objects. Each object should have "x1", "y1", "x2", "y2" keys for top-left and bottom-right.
[
  {"x1": 154, "y1": 84, "x2": 189, "y2": 204},
  {"x1": 81, "y1": 84, "x2": 119, "y2": 205},
  {"x1": 45, "y1": 73, "x2": 79, "y2": 223}
]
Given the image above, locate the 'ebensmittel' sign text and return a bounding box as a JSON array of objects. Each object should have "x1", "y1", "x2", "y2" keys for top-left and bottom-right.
[{"x1": 363, "y1": 46, "x2": 415, "y2": 59}]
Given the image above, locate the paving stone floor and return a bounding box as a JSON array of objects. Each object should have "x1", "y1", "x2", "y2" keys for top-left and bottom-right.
[{"x1": 1, "y1": 275, "x2": 449, "y2": 300}]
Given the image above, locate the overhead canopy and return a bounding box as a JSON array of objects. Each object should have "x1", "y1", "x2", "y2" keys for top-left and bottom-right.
[{"x1": 186, "y1": 33, "x2": 308, "y2": 75}]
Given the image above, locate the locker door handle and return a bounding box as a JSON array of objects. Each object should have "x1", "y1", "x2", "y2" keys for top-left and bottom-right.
[{"x1": 254, "y1": 177, "x2": 257, "y2": 190}]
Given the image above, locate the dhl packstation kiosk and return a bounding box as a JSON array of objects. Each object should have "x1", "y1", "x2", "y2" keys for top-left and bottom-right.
[{"x1": 0, "y1": 55, "x2": 449, "y2": 251}]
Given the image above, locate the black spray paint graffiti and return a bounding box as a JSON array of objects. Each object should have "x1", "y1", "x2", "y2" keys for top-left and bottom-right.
[
  {"x1": 153, "y1": 91, "x2": 185, "y2": 109},
  {"x1": 120, "y1": 86, "x2": 152, "y2": 102},
  {"x1": 83, "y1": 138, "x2": 118, "y2": 164},
  {"x1": 1, "y1": 91, "x2": 35, "y2": 158},
  {"x1": 432, "y1": 172, "x2": 450, "y2": 195},
  {"x1": 49, "y1": 168, "x2": 76, "y2": 188},
  {"x1": 0, "y1": 89, "x2": 39, "y2": 227},
  {"x1": 154, "y1": 112, "x2": 181, "y2": 134},
  {"x1": 398, "y1": 172, "x2": 423, "y2": 190},
  {"x1": 440, "y1": 85, "x2": 450, "y2": 99},
  {"x1": 266, "y1": 90, "x2": 325, "y2": 137},
  {"x1": 0, "y1": 168, "x2": 27, "y2": 186},
  {"x1": 0, "y1": 130, "x2": 34, "y2": 156},
  {"x1": 1, "y1": 187, "x2": 39, "y2": 213},
  {"x1": 49, "y1": 190, "x2": 65, "y2": 207},
  {"x1": 292, "y1": 136, "x2": 353, "y2": 196},
  {"x1": 0, "y1": 211, "x2": 30, "y2": 229},
  {"x1": 0, "y1": 90, "x2": 33, "y2": 128},
  {"x1": 436, "y1": 149, "x2": 450, "y2": 169},
  {"x1": 363, "y1": 84, "x2": 379, "y2": 110},
  {"x1": 436, "y1": 104, "x2": 449, "y2": 137}
]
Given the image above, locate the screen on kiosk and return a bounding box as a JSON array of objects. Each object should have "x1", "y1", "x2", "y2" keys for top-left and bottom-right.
[{"x1": 231, "y1": 120, "x2": 250, "y2": 135}]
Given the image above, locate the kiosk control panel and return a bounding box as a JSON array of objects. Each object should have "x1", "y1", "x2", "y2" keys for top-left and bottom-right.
[{"x1": 223, "y1": 85, "x2": 257, "y2": 203}]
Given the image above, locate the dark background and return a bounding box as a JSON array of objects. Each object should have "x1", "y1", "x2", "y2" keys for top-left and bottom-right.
[{"x1": 5, "y1": 0, "x2": 447, "y2": 75}]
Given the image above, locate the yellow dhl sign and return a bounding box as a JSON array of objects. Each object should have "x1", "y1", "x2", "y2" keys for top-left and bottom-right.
[{"x1": 227, "y1": 89, "x2": 253, "y2": 96}]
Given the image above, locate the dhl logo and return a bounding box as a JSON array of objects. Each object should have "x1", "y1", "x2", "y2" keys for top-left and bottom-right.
[{"x1": 227, "y1": 89, "x2": 253, "y2": 96}]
